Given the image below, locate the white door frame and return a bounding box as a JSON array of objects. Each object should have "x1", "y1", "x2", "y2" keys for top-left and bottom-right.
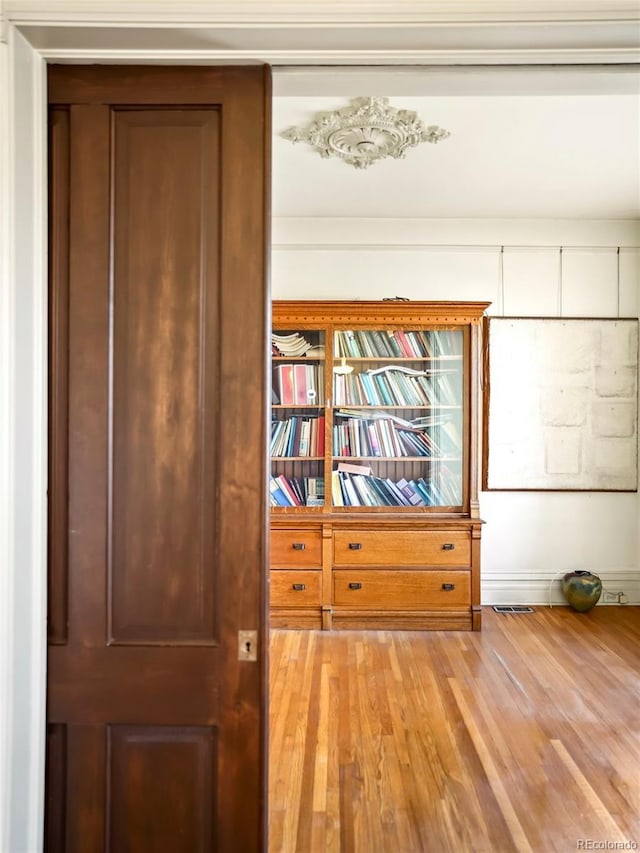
[{"x1": 1, "y1": 3, "x2": 636, "y2": 850}]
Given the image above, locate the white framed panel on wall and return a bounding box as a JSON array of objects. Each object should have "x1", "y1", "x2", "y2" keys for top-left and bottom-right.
[
  {"x1": 561, "y1": 247, "x2": 620, "y2": 316},
  {"x1": 502, "y1": 247, "x2": 559, "y2": 316},
  {"x1": 484, "y1": 317, "x2": 638, "y2": 491},
  {"x1": 619, "y1": 248, "x2": 640, "y2": 318}
]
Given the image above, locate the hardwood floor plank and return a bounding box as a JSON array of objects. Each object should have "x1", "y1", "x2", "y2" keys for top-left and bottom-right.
[
  {"x1": 448, "y1": 676, "x2": 533, "y2": 852},
  {"x1": 269, "y1": 606, "x2": 640, "y2": 852},
  {"x1": 551, "y1": 738, "x2": 628, "y2": 841}
]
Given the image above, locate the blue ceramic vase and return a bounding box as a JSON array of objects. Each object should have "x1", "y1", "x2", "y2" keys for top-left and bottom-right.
[{"x1": 560, "y1": 570, "x2": 602, "y2": 612}]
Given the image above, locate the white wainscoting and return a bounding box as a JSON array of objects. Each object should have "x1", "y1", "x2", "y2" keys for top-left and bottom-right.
[{"x1": 483, "y1": 569, "x2": 640, "y2": 606}]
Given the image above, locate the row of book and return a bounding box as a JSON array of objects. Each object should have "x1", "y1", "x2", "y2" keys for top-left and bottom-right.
[
  {"x1": 272, "y1": 331, "x2": 326, "y2": 358},
  {"x1": 273, "y1": 363, "x2": 325, "y2": 406},
  {"x1": 333, "y1": 366, "x2": 459, "y2": 407},
  {"x1": 271, "y1": 415, "x2": 325, "y2": 458},
  {"x1": 270, "y1": 468, "x2": 461, "y2": 508},
  {"x1": 334, "y1": 329, "x2": 462, "y2": 360},
  {"x1": 332, "y1": 415, "x2": 459, "y2": 459},
  {"x1": 269, "y1": 475, "x2": 325, "y2": 507},
  {"x1": 331, "y1": 469, "x2": 461, "y2": 507}
]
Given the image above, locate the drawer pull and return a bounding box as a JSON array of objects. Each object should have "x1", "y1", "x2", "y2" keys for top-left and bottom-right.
[
  {"x1": 292, "y1": 542, "x2": 306, "y2": 551},
  {"x1": 348, "y1": 543, "x2": 362, "y2": 550},
  {"x1": 441, "y1": 543, "x2": 455, "y2": 551},
  {"x1": 348, "y1": 582, "x2": 362, "y2": 590},
  {"x1": 442, "y1": 583, "x2": 456, "y2": 591},
  {"x1": 292, "y1": 583, "x2": 306, "y2": 591}
]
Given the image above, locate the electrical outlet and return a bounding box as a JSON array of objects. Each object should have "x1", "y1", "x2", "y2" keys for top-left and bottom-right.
[{"x1": 619, "y1": 593, "x2": 628, "y2": 605}]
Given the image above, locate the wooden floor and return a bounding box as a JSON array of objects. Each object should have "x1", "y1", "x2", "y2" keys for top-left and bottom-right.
[{"x1": 268, "y1": 606, "x2": 640, "y2": 853}]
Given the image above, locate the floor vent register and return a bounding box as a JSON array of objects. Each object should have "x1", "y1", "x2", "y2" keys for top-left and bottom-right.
[{"x1": 492, "y1": 605, "x2": 534, "y2": 614}]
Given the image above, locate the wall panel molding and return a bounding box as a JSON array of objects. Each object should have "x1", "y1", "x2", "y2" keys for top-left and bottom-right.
[{"x1": 272, "y1": 217, "x2": 640, "y2": 248}]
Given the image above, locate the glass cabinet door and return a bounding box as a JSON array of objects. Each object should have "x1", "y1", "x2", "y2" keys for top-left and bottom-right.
[
  {"x1": 270, "y1": 329, "x2": 326, "y2": 508},
  {"x1": 331, "y1": 328, "x2": 464, "y2": 508}
]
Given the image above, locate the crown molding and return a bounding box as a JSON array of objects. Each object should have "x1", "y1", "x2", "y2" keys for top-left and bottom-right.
[
  {"x1": 6, "y1": 1, "x2": 638, "y2": 66},
  {"x1": 4, "y1": 1, "x2": 640, "y2": 25},
  {"x1": 35, "y1": 48, "x2": 640, "y2": 65},
  {"x1": 0, "y1": 0, "x2": 640, "y2": 66}
]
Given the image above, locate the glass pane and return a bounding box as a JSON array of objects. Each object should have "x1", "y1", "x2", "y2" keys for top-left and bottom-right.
[
  {"x1": 331, "y1": 328, "x2": 463, "y2": 508},
  {"x1": 271, "y1": 328, "x2": 326, "y2": 508}
]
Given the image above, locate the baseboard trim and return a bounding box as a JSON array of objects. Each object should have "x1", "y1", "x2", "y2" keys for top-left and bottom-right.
[{"x1": 481, "y1": 569, "x2": 640, "y2": 606}]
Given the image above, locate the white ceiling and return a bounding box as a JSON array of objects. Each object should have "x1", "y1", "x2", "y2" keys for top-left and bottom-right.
[
  {"x1": 272, "y1": 67, "x2": 640, "y2": 220},
  {"x1": 10, "y1": 0, "x2": 640, "y2": 221}
]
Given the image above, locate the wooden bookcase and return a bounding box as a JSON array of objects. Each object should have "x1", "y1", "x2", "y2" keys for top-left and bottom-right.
[{"x1": 270, "y1": 300, "x2": 488, "y2": 631}]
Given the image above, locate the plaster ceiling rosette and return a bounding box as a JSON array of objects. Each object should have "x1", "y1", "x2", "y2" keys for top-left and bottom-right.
[{"x1": 281, "y1": 96, "x2": 450, "y2": 169}]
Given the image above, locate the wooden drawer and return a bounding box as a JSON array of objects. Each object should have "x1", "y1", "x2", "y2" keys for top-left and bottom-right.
[
  {"x1": 271, "y1": 529, "x2": 323, "y2": 568},
  {"x1": 333, "y1": 530, "x2": 470, "y2": 566},
  {"x1": 271, "y1": 570, "x2": 322, "y2": 607},
  {"x1": 333, "y1": 570, "x2": 470, "y2": 609}
]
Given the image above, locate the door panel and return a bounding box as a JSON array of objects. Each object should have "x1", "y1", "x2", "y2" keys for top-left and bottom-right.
[
  {"x1": 107, "y1": 725, "x2": 216, "y2": 852},
  {"x1": 46, "y1": 66, "x2": 270, "y2": 852},
  {"x1": 110, "y1": 109, "x2": 220, "y2": 645}
]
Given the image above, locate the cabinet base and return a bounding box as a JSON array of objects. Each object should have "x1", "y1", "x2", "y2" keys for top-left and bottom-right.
[
  {"x1": 269, "y1": 608, "x2": 481, "y2": 631},
  {"x1": 328, "y1": 609, "x2": 474, "y2": 631},
  {"x1": 270, "y1": 608, "x2": 323, "y2": 629}
]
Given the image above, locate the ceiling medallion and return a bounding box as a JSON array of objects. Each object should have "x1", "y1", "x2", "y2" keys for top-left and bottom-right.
[{"x1": 282, "y1": 96, "x2": 450, "y2": 170}]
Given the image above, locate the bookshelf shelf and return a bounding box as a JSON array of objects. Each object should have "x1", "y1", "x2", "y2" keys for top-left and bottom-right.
[
  {"x1": 270, "y1": 300, "x2": 488, "y2": 632},
  {"x1": 332, "y1": 356, "x2": 462, "y2": 362},
  {"x1": 272, "y1": 356, "x2": 325, "y2": 362},
  {"x1": 272, "y1": 456, "x2": 324, "y2": 462},
  {"x1": 331, "y1": 456, "x2": 462, "y2": 462},
  {"x1": 330, "y1": 404, "x2": 459, "y2": 410}
]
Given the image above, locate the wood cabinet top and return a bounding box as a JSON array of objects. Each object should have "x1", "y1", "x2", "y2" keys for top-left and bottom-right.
[{"x1": 272, "y1": 300, "x2": 491, "y2": 325}]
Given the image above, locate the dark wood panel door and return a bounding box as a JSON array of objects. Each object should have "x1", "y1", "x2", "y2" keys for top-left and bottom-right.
[{"x1": 46, "y1": 66, "x2": 270, "y2": 853}]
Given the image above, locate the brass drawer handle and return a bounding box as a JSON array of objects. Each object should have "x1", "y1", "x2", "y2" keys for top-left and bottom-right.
[
  {"x1": 348, "y1": 543, "x2": 362, "y2": 550},
  {"x1": 442, "y1": 583, "x2": 455, "y2": 591},
  {"x1": 441, "y1": 543, "x2": 455, "y2": 551},
  {"x1": 292, "y1": 583, "x2": 306, "y2": 591},
  {"x1": 292, "y1": 543, "x2": 306, "y2": 551},
  {"x1": 348, "y1": 582, "x2": 362, "y2": 590}
]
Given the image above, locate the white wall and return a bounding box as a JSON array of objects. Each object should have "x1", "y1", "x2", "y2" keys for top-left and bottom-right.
[
  {"x1": 272, "y1": 217, "x2": 640, "y2": 605},
  {"x1": 0, "y1": 27, "x2": 48, "y2": 853}
]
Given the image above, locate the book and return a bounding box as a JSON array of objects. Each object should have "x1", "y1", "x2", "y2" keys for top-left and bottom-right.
[
  {"x1": 306, "y1": 477, "x2": 325, "y2": 507},
  {"x1": 275, "y1": 474, "x2": 301, "y2": 506},
  {"x1": 293, "y1": 363, "x2": 308, "y2": 405},
  {"x1": 306, "y1": 364, "x2": 324, "y2": 405},
  {"x1": 316, "y1": 415, "x2": 325, "y2": 457},
  {"x1": 384, "y1": 478, "x2": 412, "y2": 506},
  {"x1": 298, "y1": 419, "x2": 311, "y2": 456},
  {"x1": 396, "y1": 477, "x2": 425, "y2": 506},
  {"x1": 277, "y1": 364, "x2": 295, "y2": 405},
  {"x1": 331, "y1": 470, "x2": 344, "y2": 506},
  {"x1": 337, "y1": 461, "x2": 372, "y2": 476},
  {"x1": 272, "y1": 332, "x2": 313, "y2": 357},
  {"x1": 366, "y1": 364, "x2": 427, "y2": 377},
  {"x1": 269, "y1": 477, "x2": 292, "y2": 507},
  {"x1": 367, "y1": 475, "x2": 394, "y2": 506},
  {"x1": 351, "y1": 474, "x2": 375, "y2": 506},
  {"x1": 340, "y1": 472, "x2": 361, "y2": 506},
  {"x1": 385, "y1": 331, "x2": 404, "y2": 357}
]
